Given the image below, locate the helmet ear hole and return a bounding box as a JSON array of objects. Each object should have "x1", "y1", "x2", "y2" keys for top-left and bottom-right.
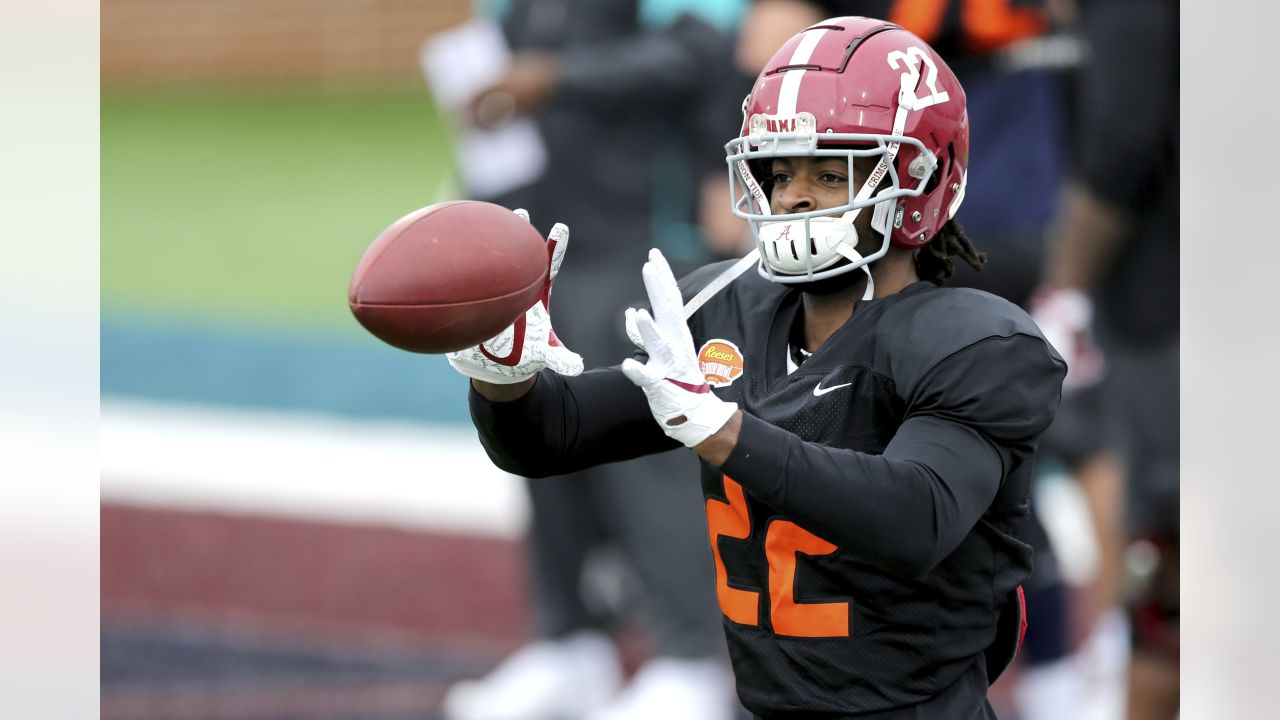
[{"x1": 923, "y1": 172, "x2": 939, "y2": 194}]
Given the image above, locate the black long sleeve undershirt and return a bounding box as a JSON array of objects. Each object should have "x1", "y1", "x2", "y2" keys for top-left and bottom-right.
[
  {"x1": 475, "y1": 374, "x2": 1003, "y2": 579},
  {"x1": 722, "y1": 412, "x2": 1006, "y2": 579},
  {"x1": 471, "y1": 335, "x2": 1056, "y2": 580},
  {"x1": 470, "y1": 366, "x2": 677, "y2": 478}
]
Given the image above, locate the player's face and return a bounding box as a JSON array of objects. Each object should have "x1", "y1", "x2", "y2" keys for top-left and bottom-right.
[
  {"x1": 768, "y1": 155, "x2": 880, "y2": 254},
  {"x1": 768, "y1": 156, "x2": 854, "y2": 214}
]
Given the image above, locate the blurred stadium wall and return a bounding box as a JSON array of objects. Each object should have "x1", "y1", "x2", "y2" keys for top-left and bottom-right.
[{"x1": 101, "y1": 2, "x2": 536, "y2": 717}]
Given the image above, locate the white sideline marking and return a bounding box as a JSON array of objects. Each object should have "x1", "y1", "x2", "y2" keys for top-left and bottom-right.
[{"x1": 100, "y1": 400, "x2": 529, "y2": 539}]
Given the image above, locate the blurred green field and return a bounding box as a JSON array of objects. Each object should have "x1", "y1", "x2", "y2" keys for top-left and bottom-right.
[{"x1": 102, "y1": 84, "x2": 457, "y2": 331}]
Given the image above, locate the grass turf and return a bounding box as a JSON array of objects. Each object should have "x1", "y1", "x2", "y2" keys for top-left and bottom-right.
[{"x1": 102, "y1": 84, "x2": 459, "y2": 333}]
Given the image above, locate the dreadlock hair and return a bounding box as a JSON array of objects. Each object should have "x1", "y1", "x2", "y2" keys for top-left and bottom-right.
[{"x1": 914, "y1": 220, "x2": 986, "y2": 286}]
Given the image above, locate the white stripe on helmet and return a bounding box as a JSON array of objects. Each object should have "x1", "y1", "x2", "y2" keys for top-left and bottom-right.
[{"x1": 777, "y1": 28, "x2": 828, "y2": 116}]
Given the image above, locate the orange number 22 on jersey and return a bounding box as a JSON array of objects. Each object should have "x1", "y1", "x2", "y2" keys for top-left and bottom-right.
[{"x1": 705, "y1": 475, "x2": 850, "y2": 638}]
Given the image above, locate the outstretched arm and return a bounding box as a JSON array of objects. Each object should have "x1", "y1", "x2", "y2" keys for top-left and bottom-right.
[
  {"x1": 471, "y1": 367, "x2": 679, "y2": 478},
  {"x1": 447, "y1": 211, "x2": 679, "y2": 477}
]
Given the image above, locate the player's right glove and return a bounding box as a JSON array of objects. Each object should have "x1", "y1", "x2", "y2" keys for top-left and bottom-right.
[
  {"x1": 446, "y1": 209, "x2": 583, "y2": 385},
  {"x1": 621, "y1": 249, "x2": 739, "y2": 448}
]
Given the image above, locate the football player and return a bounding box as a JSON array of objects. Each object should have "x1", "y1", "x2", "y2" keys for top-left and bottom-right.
[{"x1": 448, "y1": 16, "x2": 1065, "y2": 719}]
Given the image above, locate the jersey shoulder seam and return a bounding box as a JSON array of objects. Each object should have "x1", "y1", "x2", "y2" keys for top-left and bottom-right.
[{"x1": 904, "y1": 331, "x2": 1057, "y2": 407}]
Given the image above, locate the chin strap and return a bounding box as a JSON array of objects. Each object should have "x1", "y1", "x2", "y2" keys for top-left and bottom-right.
[
  {"x1": 680, "y1": 153, "x2": 773, "y2": 320},
  {"x1": 680, "y1": 248, "x2": 760, "y2": 320},
  {"x1": 678, "y1": 215, "x2": 876, "y2": 325},
  {"x1": 819, "y1": 86, "x2": 917, "y2": 304},
  {"x1": 833, "y1": 244, "x2": 875, "y2": 300}
]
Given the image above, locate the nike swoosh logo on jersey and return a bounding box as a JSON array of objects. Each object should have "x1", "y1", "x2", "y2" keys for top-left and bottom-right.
[{"x1": 813, "y1": 381, "x2": 853, "y2": 397}]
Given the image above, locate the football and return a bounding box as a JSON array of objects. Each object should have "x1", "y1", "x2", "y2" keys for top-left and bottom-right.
[{"x1": 348, "y1": 201, "x2": 549, "y2": 353}]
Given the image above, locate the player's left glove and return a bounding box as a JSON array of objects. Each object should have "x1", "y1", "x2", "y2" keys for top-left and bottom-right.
[
  {"x1": 446, "y1": 210, "x2": 583, "y2": 384},
  {"x1": 621, "y1": 249, "x2": 739, "y2": 448}
]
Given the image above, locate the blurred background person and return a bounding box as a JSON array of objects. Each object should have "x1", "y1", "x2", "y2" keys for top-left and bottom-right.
[
  {"x1": 1031, "y1": 1, "x2": 1180, "y2": 718},
  {"x1": 427, "y1": 2, "x2": 750, "y2": 719},
  {"x1": 102, "y1": 2, "x2": 562, "y2": 719}
]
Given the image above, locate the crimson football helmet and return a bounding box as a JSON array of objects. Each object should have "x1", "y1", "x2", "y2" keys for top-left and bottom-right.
[{"x1": 726, "y1": 16, "x2": 970, "y2": 288}]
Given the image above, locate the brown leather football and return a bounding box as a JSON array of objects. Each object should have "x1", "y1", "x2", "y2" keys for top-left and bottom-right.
[{"x1": 348, "y1": 201, "x2": 548, "y2": 353}]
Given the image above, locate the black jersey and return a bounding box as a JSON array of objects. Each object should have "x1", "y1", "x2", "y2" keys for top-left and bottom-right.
[{"x1": 471, "y1": 261, "x2": 1066, "y2": 718}]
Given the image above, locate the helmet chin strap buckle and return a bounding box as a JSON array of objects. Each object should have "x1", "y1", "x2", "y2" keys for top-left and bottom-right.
[{"x1": 870, "y1": 195, "x2": 895, "y2": 236}]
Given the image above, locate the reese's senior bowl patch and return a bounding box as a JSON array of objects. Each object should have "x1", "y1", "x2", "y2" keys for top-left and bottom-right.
[{"x1": 697, "y1": 339, "x2": 744, "y2": 388}]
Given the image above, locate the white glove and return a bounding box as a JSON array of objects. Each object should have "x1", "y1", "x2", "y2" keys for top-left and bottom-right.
[
  {"x1": 1029, "y1": 285, "x2": 1104, "y2": 392},
  {"x1": 621, "y1": 249, "x2": 739, "y2": 448},
  {"x1": 625, "y1": 306, "x2": 647, "y2": 352},
  {"x1": 447, "y1": 209, "x2": 583, "y2": 385}
]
